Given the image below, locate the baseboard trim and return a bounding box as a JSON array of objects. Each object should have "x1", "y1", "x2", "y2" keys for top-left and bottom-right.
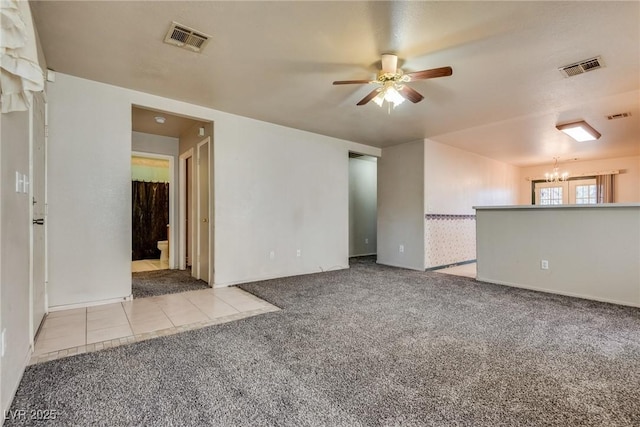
[
  {"x1": 426, "y1": 259, "x2": 476, "y2": 271},
  {"x1": 48, "y1": 294, "x2": 133, "y2": 312},
  {"x1": 375, "y1": 260, "x2": 424, "y2": 271},
  {"x1": 2, "y1": 344, "x2": 32, "y2": 421},
  {"x1": 349, "y1": 253, "x2": 376, "y2": 258},
  {"x1": 476, "y1": 276, "x2": 640, "y2": 308},
  {"x1": 214, "y1": 266, "x2": 350, "y2": 288}
]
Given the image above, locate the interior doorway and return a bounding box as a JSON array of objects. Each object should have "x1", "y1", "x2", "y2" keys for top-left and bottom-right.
[
  {"x1": 131, "y1": 152, "x2": 172, "y2": 272},
  {"x1": 179, "y1": 137, "x2": 212, "y2": 284},
  {"x1": 348, "y1": 152, "x2": 378, "y2": 259},
  {"x1": 179, "y1": 149, "x2": 194, "y2": 270},
  {"x1": 131, "y1": 105, "x2": 213, "y2": 295}
]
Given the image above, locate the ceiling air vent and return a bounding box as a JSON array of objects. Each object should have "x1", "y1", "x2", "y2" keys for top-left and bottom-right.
[
  {"x1": 164, "y1": 22, "x2": 210, "y2": 53},
  {"x1": 607, "y1": 112, "x2": 632, "y2": 120},
  {"x1": 558, "y1": 56, "x2": 603, "y2": 77}
]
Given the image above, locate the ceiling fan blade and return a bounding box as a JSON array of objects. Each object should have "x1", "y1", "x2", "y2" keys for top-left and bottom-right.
[
  {"x1": 333, "y1": 80, "x2": 372, "y2": 85},
  {"x1": 406, "y1": 66, "x2": 453, "y2": 80},
  {"x1": 399, "y1": 86, "x2": 424, "y2": 103},
  {"x1": 356, "y1": 88, "x2": 381, "y2": 106}
]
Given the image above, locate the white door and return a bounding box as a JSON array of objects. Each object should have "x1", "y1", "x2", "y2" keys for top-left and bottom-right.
[
  {"x1": 568, "y1": 179, "x2": 597, "y2": 204},
  {"x1": 30, "y1": 92, "x2": 47, "y2": 339},
  {"x1": 535, "y1": 181, "x2": 567, "y2": 205},
  {"x1": 196, "y1": 139, "x2": 210, "y2": 283}
]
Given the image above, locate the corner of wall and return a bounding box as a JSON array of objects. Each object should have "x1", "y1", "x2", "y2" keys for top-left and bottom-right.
[{"x1": 377, "y1": 140, "x2": 426, "y2": 270}]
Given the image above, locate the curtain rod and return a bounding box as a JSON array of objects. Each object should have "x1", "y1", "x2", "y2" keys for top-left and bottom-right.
[{"x1": 525, "y1": 170, "x2": 619, "y2": 182}]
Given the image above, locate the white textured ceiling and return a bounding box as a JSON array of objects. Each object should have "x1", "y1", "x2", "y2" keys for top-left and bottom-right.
[{"x1": 31, "y1": 1, "x2": 639, "y2": 166}]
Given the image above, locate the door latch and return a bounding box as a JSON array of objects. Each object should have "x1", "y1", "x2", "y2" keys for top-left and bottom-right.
[{"x1": 33, "y1": 218, "x2": 44, "y2": 225}]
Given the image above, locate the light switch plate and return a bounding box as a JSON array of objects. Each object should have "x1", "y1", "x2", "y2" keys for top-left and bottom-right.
[
  {"x1": 16, "y1": 171, "x2": 22, "y2": 193},
  {"x1": 22, "y1": 174, "x2": 29, "y2": 194}
]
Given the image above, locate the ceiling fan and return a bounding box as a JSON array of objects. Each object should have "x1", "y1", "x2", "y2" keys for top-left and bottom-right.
[{"x1": 333, "y1": 54, "x2": 453, "y2": 108}]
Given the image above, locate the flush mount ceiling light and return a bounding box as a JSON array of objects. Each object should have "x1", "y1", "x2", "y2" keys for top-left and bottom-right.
[
  {"x1": 556, "y1": 120, "x2": 601, "y2": 142},
  {"x1": 154, "y1": 116, "x2": 166, "y2": 124}
]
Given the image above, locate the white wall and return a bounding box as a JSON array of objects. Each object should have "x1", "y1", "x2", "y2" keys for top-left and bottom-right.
[
  {"x1": 476, "y1": 205, "x2": 640, "y2": 307},
  {"x1": 518, "y1": 156, "x2": 640, "y2": 204},
  {"x1": 349, "y1": 157, "x2": 377, "y2": 257},
  {"x1": 214, "y1": 119, "x2": 353, "y2": 285},
  {"x1": 423, "y1": 139, "x2": 520, "y2": 268},
  {"x1": 424, "y1": 139, "x2": 520, "y2": 215},
  {"x1": 132, "y1": 131, "x2": 178, "y2": 157},
  {"x1": 46, "y1": 73, "x2": 380, "y2": 305},
  {"x1": 0, "y1": 110, "x2": 32, "y2": 414},
  {"x1": 47, "y1": 76, "x2": 132, "y2": 307},
  {"x1": 377, "y1": 141, "x2": 425, "y2": 270}
]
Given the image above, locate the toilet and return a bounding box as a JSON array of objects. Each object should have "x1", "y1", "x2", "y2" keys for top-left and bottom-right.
[{"x1": 157, "y1": 240, "x2": 169, "y2": 262}]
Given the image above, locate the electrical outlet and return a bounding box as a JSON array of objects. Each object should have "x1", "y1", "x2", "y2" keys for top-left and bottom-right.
[
  {"x1": 364, "y1": 238, "x2": 369, "y2": 244},
  {"x1": 399, "y1": 245, "x2": 404, "y2": 253},
  {"x1": 541, "y1": 260, "x2": 549, "y2": 270},
  {"x1": 269, "y1": 251, "x2": 275, "y2": 260},
  {"x1": 296, "y1": 249, "x2": 301, "y2": 257}
]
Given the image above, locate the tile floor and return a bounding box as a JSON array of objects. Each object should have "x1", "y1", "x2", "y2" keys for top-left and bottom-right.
[
  {"x1": 132, "y1": 259, "x2": 168, "y2": 272},
  {"x1": 435, "y1": 262, "x2": 477, "y2": 279},
  {"x1": 32, "y1": 287, "x2": 279, "y2": 365}
]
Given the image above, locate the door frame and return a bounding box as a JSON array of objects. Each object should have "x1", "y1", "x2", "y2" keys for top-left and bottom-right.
[
  {"x1": 196, "y1": 137, "x2": 212, "y2": 284},
  {"x1": 131, "y1": 151, "x2": 175, "y2": 269},
  {"x1": 179, "y1": 148, "x2": 194, "y2": 270},
  {"x1": 29, "y1": 91, "x2": 48, "y2": 345}
]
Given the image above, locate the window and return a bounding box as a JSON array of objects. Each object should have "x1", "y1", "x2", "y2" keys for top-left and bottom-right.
[
  {"x1": 539, "y1": 186, "x2": 563, "y2": 205},
  {"x1": 574, "y1": 184, "x2": 597, "y2": 204}
]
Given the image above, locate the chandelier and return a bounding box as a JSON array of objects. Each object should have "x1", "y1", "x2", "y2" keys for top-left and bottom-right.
[{"x1": 545, "y1": 157, "x2": 569, "y2": 183}]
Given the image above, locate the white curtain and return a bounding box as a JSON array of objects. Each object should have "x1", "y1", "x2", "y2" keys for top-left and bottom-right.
[
  {"x1": 0, "y1": 0, "x2": 44, "y2": 113},
  {"x1": 596, "y1": 174, "x2": 615, "y2": 203}
]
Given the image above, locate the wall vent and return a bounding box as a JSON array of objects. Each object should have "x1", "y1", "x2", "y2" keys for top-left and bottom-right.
[
  {"x1": 558, "y1": 56, "x2": 603, "y2": 77},
  {"x1": 164, "y1": 22, "x2": 210, "y2": 53},
  {"x1": 607, "y1": 112, "x2": 631, "y2": 120}
]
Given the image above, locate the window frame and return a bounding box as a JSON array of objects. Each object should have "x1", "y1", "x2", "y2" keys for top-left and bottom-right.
[{"x1": 531, "y1": 176, "x2": 597, "y2": 205}]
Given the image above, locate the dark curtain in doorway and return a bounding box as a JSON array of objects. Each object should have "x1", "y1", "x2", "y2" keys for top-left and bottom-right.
[{"x1": 132, "y1": 181, "x2": 169, "y2": 260}]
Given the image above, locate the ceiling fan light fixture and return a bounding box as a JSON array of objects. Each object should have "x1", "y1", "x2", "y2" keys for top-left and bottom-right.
[
  {"x1": 556, "y1": 120, "x2": 601, "y2": 142},
  {"x1": 373, "y1": 84, "x2": 405, "y2": 109},
  {"x1": 332, "y1": 54, "x2": 451, "y2": 108}
]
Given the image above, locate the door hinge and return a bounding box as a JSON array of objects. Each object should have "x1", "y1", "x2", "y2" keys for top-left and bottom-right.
[{"x1": 44, "y1": 125, "x2": 49, "y2": 138}]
